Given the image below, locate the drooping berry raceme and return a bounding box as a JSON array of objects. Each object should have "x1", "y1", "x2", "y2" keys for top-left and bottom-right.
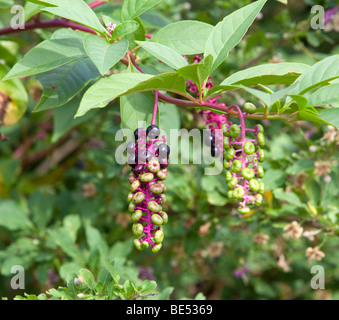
[
  {"x1": 127, "y1": 125, "x2": 170, "y2": 253},
  {"x1": 222, "y1": 104, "x2": 265, "y2": 215}
]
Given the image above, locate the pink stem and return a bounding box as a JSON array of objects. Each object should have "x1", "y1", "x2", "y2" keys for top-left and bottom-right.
[{"x1": 152, "y1": 91, "x2": 159, "y2": 126}]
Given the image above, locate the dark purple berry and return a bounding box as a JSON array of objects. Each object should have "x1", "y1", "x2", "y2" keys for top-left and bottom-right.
[
  {"x1": 211, "y1": 146, "x2": 219, "y2": 157},
  {"x1": 128, "y1": 154, "x2": 137, "y2": 167},
  {"x1": 158, "y1": 143, "x2": 170, "y2": 159},
  {"x1": 146, "y1": 125, "x2": 160, "y2": 139},
  {"x1": 138, "y1": 149, "x2": 151, "y2": 163},
  {"x1": 127, "y1": 141, "x2": 135, "y2": 154},
  {"x1": 204, "y1": 131, "x2": 215, "y2": 146},
  {"x1": 133, "y1": 164, "x2": 145, "y2": 174},
  {"x1": 134, "y1": 128, "x2": 146, "y2": 141}
]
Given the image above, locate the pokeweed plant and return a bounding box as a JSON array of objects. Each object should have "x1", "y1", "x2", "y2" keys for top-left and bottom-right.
[{"x1": 1, "y1": 0, "x2": 339, "y2": 257}]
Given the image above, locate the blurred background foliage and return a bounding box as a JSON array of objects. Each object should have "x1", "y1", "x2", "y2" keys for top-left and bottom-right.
[{"x1": 0, "y1": 0, "x2": 339, "y2": 300}]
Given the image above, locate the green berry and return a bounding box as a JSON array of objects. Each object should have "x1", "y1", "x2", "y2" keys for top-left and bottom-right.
[
  {"x1": 222, "y1": 123, "x2": 229, "y2": 137},
  {"x1": 227, "y1": 177, "x2": 238, "y2": 189},
  {"x1": 243, "y1": 102, "x2": 257, "y2": 114},
  {"x1": 154, "y1": 229, "x2": 164, "y2": 243},
  {"x1": 241, "y1": 168, "x2": 255, "y2": 180},
  {"x1": 160, "y1": 211, "x2": 168, "y2": 224},
  {"x1": 157, "y1": 169, "x2": 167, "y2": 180},
  {"x1": 257, "y1": 165, "x2": 265, "y2": 179},
  {"x1": 128, "y1": 173, "x2": 136, "y2": 184},
  {"x1": 148, "y1": 201, "x2": 162, "y2": 213},
  {"x1": 257, "y1": 132, "x2": 265, "y2": 147},
  {"x1": 249, "y1": 179, "x2": 260, "y2": 192},
  {"x1": 148, "y1": 158, "x2": 160, "y2": 173},
  {"x1": 233, "y1": 187, "x2": 245, "y2": 199},
  {"x1": 259, "y1": 182, "x2": 265, "y2": 194},
  {"x1": 223, "y1": 137, "x2": 230, "y2": 149},
  {"x1": 133, "y1": 191, "x2": 145, "y2": 204},
  {"x1": 131, "y1": 210, "x2": 143, "y2": 223},
  {"x1": 151, "y1": 214, "x2": 164, "y2": 226},
  {"x1": 255, "y1": 194, "x2": 263, "y2": 206},
  {"x1": 244, "y1": 141, "x2": 255, "y2": 155},
  {"x1": 130, "y1": 179, "x2": 140, "y2": 193},
  {"x1": 231, "y1": 159, "x2": 242, "y2": 173},
  {"x1": 149, "y1": 183, "x2": 163, "y2": 195},
  {"x1": 225, "y1": 170, "x2": 233, "y2": 182},
  {"x1": 225, "y1": 148, "x2": 235, "y2": 161},
  {"x1": 128, "y1": 202, "x2": 136, "y2": 213},
  {"x1": 140, "y1": 172, "x2": 154, "y2": 183},
  {"x1": 152, "y1": 243, "x2": 162, "y2": 253},
  {"x1": 257, "y1": 149, "x2": 265, "y2": 162},
  {"x1": 127, "y1": 192, "x2": 134, "y2": 202},
  {"x1": 256, "y1": 124, "x2": 264, "y2": 133},
  {"x1": 161, "y1": 194, "x2": 167, "y2": 204},
  {"x1": 141, "y1": 241, "x2": 149, "y2": 249},
  {"x1": 134, "y1": 239, "x2": 142, "y2": 250},
  {"x1": 132, "y1": 223, "x2": 144, "y2": 236},
  {"x1": 229, "y1": 124, "x2": 241, "y2": 138},
  {"x1": 237, "y1": 206, "x2": 250, "y2": 214}
]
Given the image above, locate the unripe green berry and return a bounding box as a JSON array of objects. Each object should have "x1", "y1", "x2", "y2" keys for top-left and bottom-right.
[
  {"x1": 148, "y1": 201, "x2": 162, "y2": 213},
  {"x1": 148, "y1": 158, "x2": 160, "y2": 173},
  {"x1": 229, "y1": 124, "x2": 241, "y2": 138},
  {"x1": 231, "y1": 159, "x2": 242, "y2": 173},
  {"x1": 152, "y1": 243, "x2": 162, "y2": 253},
  {"x1": 259, "y1": 182, "x2": 265, "y2": 194},
  {"x1": 128, "y1": 202, "x2": 136, "y2": 213},
  {"x1": 149, "y1": 183, "x2": 163, "y2": 195},
  {"x1": 249, "y1": 179, "x2": 260, "y2": 192},
  {"x1": 222, "y1": 123, "x2": 229, "y2": 137},
  {"x1": 128, "y1": 173, "x2": 136, "y2": 184},
  {"x1": 223, "y1": 137, "x2": 230, "y2": 149},
  {"x1": 244, "y1": 102, "x2": 257, "y2": 114},
  {"x1": 140, "y1": 172, "x2": 154, "y2": 183},
  {"x1": 132, "y1": 223, "x2": 144, "y2": 236},
  {"x1": 255, "y1": 194, "x2": 263, "y2": 206},
  {"x1": 227, "y1": 177, "x2": 238, "y2": 189},
  {"x1": 244, "y1": 141, "x2": 255, "y2": 155},
  {"x1": 257, "y1": 132, "x2": 265, "y2": 147},
  {"x1": 233, "y1": 187, "x2": 245, "y2": 199},
  {"x1": 161, "y1": 193, "x2": 167, "y2": 204},
  {"x1": 237, "y1": 206, "x2": 250, "y2": 214},
  {"x1": 154, "y1": 229, "x2": 164, "y2": 243},
  {"x1": 127, "y1": 192, "x2": 134, "y2": 202},
  {"x1": 130, "y1": 179, "x2": 140, "y2": 193},
  {"x1": 256, "y1": 124, "x2": 264, "y2": 133},
  {"x1": 225, "y1": 170, "x2": 233, "y2": 182},
  {"x1": 133, "y1": 191, "x2": 145, "y2": 204},
  {"x1": 257, "y1": 149, "x2": 265, "y2": 162},
  {"x1": 141, "y1": 241, "x2": 149, "y2": 249},
  {"x1": 131, "y1": 210, "x2": 143, "y2": 223},
  {"x1": 160, "y1": 211, "x2": 168, "y2": 224},
  {"x1": 241, "y1": 168, "x2": 255, "y2": 180},
  {"x1": 157, "y1": 169, "x2": 167, "y2": 180},
  {"x1": 225, "y1": 148, "x2": 235, "y2": 161},
  {"x1": 257, "y1": 165, "x2": 265, "y2": 179},
  {"x1": 156, "y1": 181, "x2": 167, "y2": 192},
  {"x1": 134, "y1": 239, "x2": 142, "y2": 250},
  {"x1": 151, "y1": 214, "x2": 164, "y2": 226},
  {"x1": 227, "y1": 190, "x2": 234, "y2": 199}
]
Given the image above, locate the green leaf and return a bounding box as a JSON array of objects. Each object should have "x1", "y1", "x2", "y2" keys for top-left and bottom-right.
[
  {"x1": 0, "y1": 200, "x2": 33, "y2": 231},
  {"x1": 308, "y1": 83, "x2": 339, "y2": 107},
  {"x1": 204, "y1": 0, "x2": 267, "y2": 72},
  {"x1": 4, "y1": 38, "x2": 86, "y2": 80},
  {"x1": 66, "y1": 273, "x2": 78, "y2": 299},
  {"x1": 113, "y1": 20, "x2": 140, "y2": 39},
  {"x1": 35, "y1": 58, "x2": 100, "y2": 111},
  {"x1": 136, "y1": 41, "x2": 189, "y2": 70},
  {"x1": 152, "y1": 20, "x2": 214, "y2": 55},
  {"x1": 121, "y1": 0, "x2": 161, "y2": 21},
  {"x1": 79, "y1": 268, "x2": 96, "y2": 290},
  {"x1": 273, "y1": 189, "x2": 305, "y2": 208},
  {"x1": 139, "y1": 280, "x2": 157, "y2": 294},
  {"x1": 120, "y1": 92, "x2": 158, "y2": 131},
  {"x1": 102, "y1": 260, "x2": 120, "y2": 284},
  {"x1": 317, "y1": 108, "x2": 339, "y2": 128},
  {"x1": 40, "y1": 0, "x2": 107, "y2": 35},
  {"x1": 291, "y1": 55, "x2": 339, "y2": 95},
  {"x1": 123, "y1": 280, "x2": 137, "y2": 299},
  {"x1": 177, "y1": 54, "x2": 213, "y2": 89},
  {"x1": 52, "y1": 96, "x2": 97, "y2": 142},
  {"x1": 77, "y1": 72, "x2": 187, "y2": 117},
  {"x1": 83, "y1": 35, "x2": 128, "y2": 75}
]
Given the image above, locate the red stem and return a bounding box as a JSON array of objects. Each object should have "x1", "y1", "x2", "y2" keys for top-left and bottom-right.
[
  {"x1": 152, "y1": 91, "x2": 159, "y2": 125},
  {"x1": 89, "y1": 1, "x2": 106, "y2": 9}
]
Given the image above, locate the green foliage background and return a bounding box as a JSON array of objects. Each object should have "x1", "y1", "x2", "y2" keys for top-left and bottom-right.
[{"x1": 0, "y1": 0, "x2": 339, "y2": 300}]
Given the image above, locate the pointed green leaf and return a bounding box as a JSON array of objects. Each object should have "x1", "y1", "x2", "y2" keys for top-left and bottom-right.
[
  {"x1": 35, "y1": 57, "x2": 100, "y2": 111},
  {"x1": 121, "y1": 0, "x2": 161, "y2": 21},
  {"x1": 152, "y1": 20, "x2": 214, "y2": 55},
  {"x1": 136, "y1": 41, "x2": 189, "y2": 69},
  {"x1": 205, "y1": 0, "x2": 267, "y2": 72},
  {"x1": 113, "y1": 20, "x2": 140, "y2": 39},
  {"x1": 4, "y1": 38, "x2": 86, "y2": 80},
  {"x1": 40, "y1": 0, "x2": 106, "y2": 35},
  {"x1": 83, "y1": 35, "x2": 129, "y2": 75},
  {"x1": 308, "y1": 83, "x2": 339, "y2": 107},
  {"x1": 79, "y1": 268, "x2": 96, "y2": 290},
  {"x1": 102, "y1": 260, "x2": 120, "y2": 284}
]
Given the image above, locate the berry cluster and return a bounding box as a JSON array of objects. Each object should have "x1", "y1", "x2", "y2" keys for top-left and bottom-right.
[
  {"x1": 222, "y1": 104, "x2": 265, "y2": 215},
  {"x1": 127, "y1": 125, "x2": 170, "y2": 253}
]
